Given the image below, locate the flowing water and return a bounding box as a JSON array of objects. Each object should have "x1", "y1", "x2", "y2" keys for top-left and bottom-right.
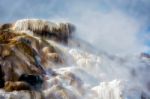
[{"x1": 0, "y1": 19, "x2": 150, "y2": 99}]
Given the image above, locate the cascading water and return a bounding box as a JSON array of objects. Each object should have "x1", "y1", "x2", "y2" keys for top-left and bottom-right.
[{"x1": 0, "y1": 19, "x2": 149, "y2": 99}]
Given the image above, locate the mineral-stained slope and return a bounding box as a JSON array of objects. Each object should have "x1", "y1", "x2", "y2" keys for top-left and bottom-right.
[
  {"x1": 0, "y1": 19, "x2": 149, "y2": 99},
  {"x1": 0, "y1": 19, "x2": 79, "y2": 99}
]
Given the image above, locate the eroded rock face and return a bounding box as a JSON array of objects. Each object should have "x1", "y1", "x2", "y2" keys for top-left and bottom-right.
[
  {"x1": 0, "y1": 20, "x2": 67, "y2": 88},
  {"x1": 0, "y1": 19, "x2": 80, "y2": 99},
  {"x1": 0, "y1": 19, "x2": 128, "y2": 99},
  {"x1": 0, "y1": 19, "x2": 75, "y2": 44}
]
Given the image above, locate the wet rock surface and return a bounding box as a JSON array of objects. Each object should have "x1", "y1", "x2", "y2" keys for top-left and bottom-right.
[{"x1": 0, "y1": 19, "x2": 150, "y2": 99}]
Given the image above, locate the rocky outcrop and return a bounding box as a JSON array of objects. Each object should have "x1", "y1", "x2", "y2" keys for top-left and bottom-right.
[
  {"x1": 1, "y1": 18, "x2": 146, "y2": 99},
  {"x1": 0, "y1": 19, "x2": 75, "y2": 43},
  {"x1": 0, "y1": 19, "x2": 75, "y2": 97}
]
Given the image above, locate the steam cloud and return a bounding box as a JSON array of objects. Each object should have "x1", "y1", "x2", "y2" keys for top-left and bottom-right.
[{"x1": 0, "y1": 0, "x2": 150, "y2": 54}]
